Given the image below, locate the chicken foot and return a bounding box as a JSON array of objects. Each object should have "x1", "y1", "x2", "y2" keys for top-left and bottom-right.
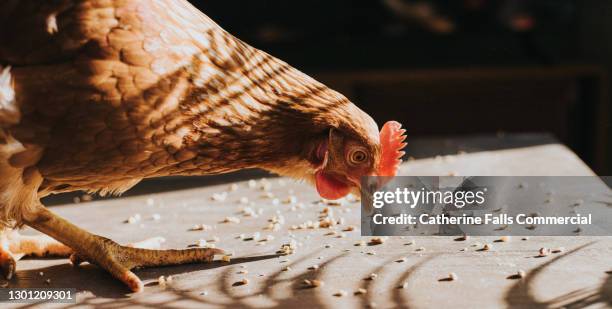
[
  {"x1": 24, "y1": 206, "x2": 223, "y2": 292},
  {"x1": 0, "y1": 230, "x2": 72, "y2": 279},
  {"x1": 0, "y1": 233, "x2": 180, "y2": 282}
]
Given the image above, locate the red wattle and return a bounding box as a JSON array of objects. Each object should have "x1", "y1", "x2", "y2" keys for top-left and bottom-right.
[{"x1": 315, "y1": 171, "x2": 351, "y2": 200}]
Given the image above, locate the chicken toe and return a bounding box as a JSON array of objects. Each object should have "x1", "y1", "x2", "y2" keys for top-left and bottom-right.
[
  {"x1": 0, "y1": 249, "x2": 15, "y2": 280},
  {"x1": 0, "y1": 229, "x2": 73, "y2": 280},
  {"x1": 70, "y1": 236, "x2": 168, "y2": 267},
  {"x1": 8, "y1": 233, "x2": 73, "y2": 258}
]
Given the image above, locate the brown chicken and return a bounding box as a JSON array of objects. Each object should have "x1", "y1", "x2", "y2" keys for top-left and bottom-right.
[{"x1": 0, "y1": 0, "x2": 406, "y2": 292}]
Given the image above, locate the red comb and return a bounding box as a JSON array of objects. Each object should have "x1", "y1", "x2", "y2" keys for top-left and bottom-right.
[{"x1": 377, "y1": 121, "x2": 407, "y2": 176}]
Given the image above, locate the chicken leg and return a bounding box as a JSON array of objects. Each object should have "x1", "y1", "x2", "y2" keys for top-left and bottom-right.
[{"x1": 24, "y1": 206, "x2": 223, "y2": 292}]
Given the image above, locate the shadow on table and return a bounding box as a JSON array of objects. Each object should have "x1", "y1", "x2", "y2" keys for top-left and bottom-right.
[
  {"x1": 505, "y1": 241, "x2": 612, "y2": 308},
  {"x1": 8, "y1": 241, "x2": 612, "y2": 308},
  {"x1": 9, "y1": 254, "x2": 281, "y2": 300}
]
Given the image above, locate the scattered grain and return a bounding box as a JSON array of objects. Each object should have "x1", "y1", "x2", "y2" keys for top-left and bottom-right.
[
  {"x1": 189, "y1": 224, "x2": 211, "y2": 231},
  {"x1": 277, "y1": 240, "x2": 297, "y2": 255},
  {"x1": 370, "y1": 236, "x2": 388, "y2": 245},
  {"x1": 259, "y1": 181, "x2": 272, "y2": 191},
  {"x1": 240, "y1": 207, "x2": 257, "y2": 217},
  {"x1": 158, "y1": 276, "x2": 167, "y2": 287},
  {"x1": 303, "y1": 279, "x2": 324, "y2": 288},
  {"x1": 234, "y1": 278, "x2": 249, "y2": 286},
  {"x1": 261, "y1": 192, "x2": 275, "y2": 199},
  {"x1": 325, "y1": 199, "x2": 343, "y2": 206},
  {"x1": 456, "y1": 235, "x2": 469, "y2": 241},
  {"x1": 333, "y1": 290, "x2": 348, "y2": 297},
  {"x1": 195, "y1": 239, "x2": 207, "y2": 247},
  {"x1": 283, "y1": 196, "x2": 298, "y2": 204},
  {"x1": 125, "y1": 214, "x2": 141, "y2": 224},
  {"x1": 222, "y1": 216, "x2": 241, "y2": 224},
  {"x1": 538, "y1": 247, "x2": 550, "y2": 257},
  {"x1": 552, "y1": 247, "x2": 565, "y2": 253},
  {"x1": 211, "y1": 192, "x2": 228, "y2": 201}
]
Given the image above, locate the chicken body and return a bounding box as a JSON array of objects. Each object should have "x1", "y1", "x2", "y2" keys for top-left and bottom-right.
[
  {"x1": 3, "y1": 0, "x2": 377, "y2": 197},
  {"x1": 0, "y1": 0, "x2": 403, "y2": 291}
]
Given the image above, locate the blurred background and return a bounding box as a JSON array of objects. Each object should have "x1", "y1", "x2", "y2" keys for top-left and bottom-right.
[
  {"x1": 192, "y1": 0, "x2": 610, "y2": 175},
  {"x1": 44, "y1": 0, "x2": 612, "y2": 204}
]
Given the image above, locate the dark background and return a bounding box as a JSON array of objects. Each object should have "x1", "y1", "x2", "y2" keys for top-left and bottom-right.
[
  {"x1": 45, "y1": 0, "x2": 612, "y2": 205},
  {"x1": 190, "y1": 0, "x2": 611, "y2": 175}
]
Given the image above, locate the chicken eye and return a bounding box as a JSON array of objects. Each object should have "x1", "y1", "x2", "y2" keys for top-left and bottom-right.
[{"x1": 349, "y1": 149, "x2": 368, "y2": 164}]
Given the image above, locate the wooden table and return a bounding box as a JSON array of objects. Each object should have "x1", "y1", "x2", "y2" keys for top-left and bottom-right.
[{"x1": 6, "y1": 144, "x2": 612, "y2": 308}]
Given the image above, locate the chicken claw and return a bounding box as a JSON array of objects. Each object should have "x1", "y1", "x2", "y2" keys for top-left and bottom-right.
[{"x1": 25, "y1": 207, "x2": 223, "y2": 292}]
